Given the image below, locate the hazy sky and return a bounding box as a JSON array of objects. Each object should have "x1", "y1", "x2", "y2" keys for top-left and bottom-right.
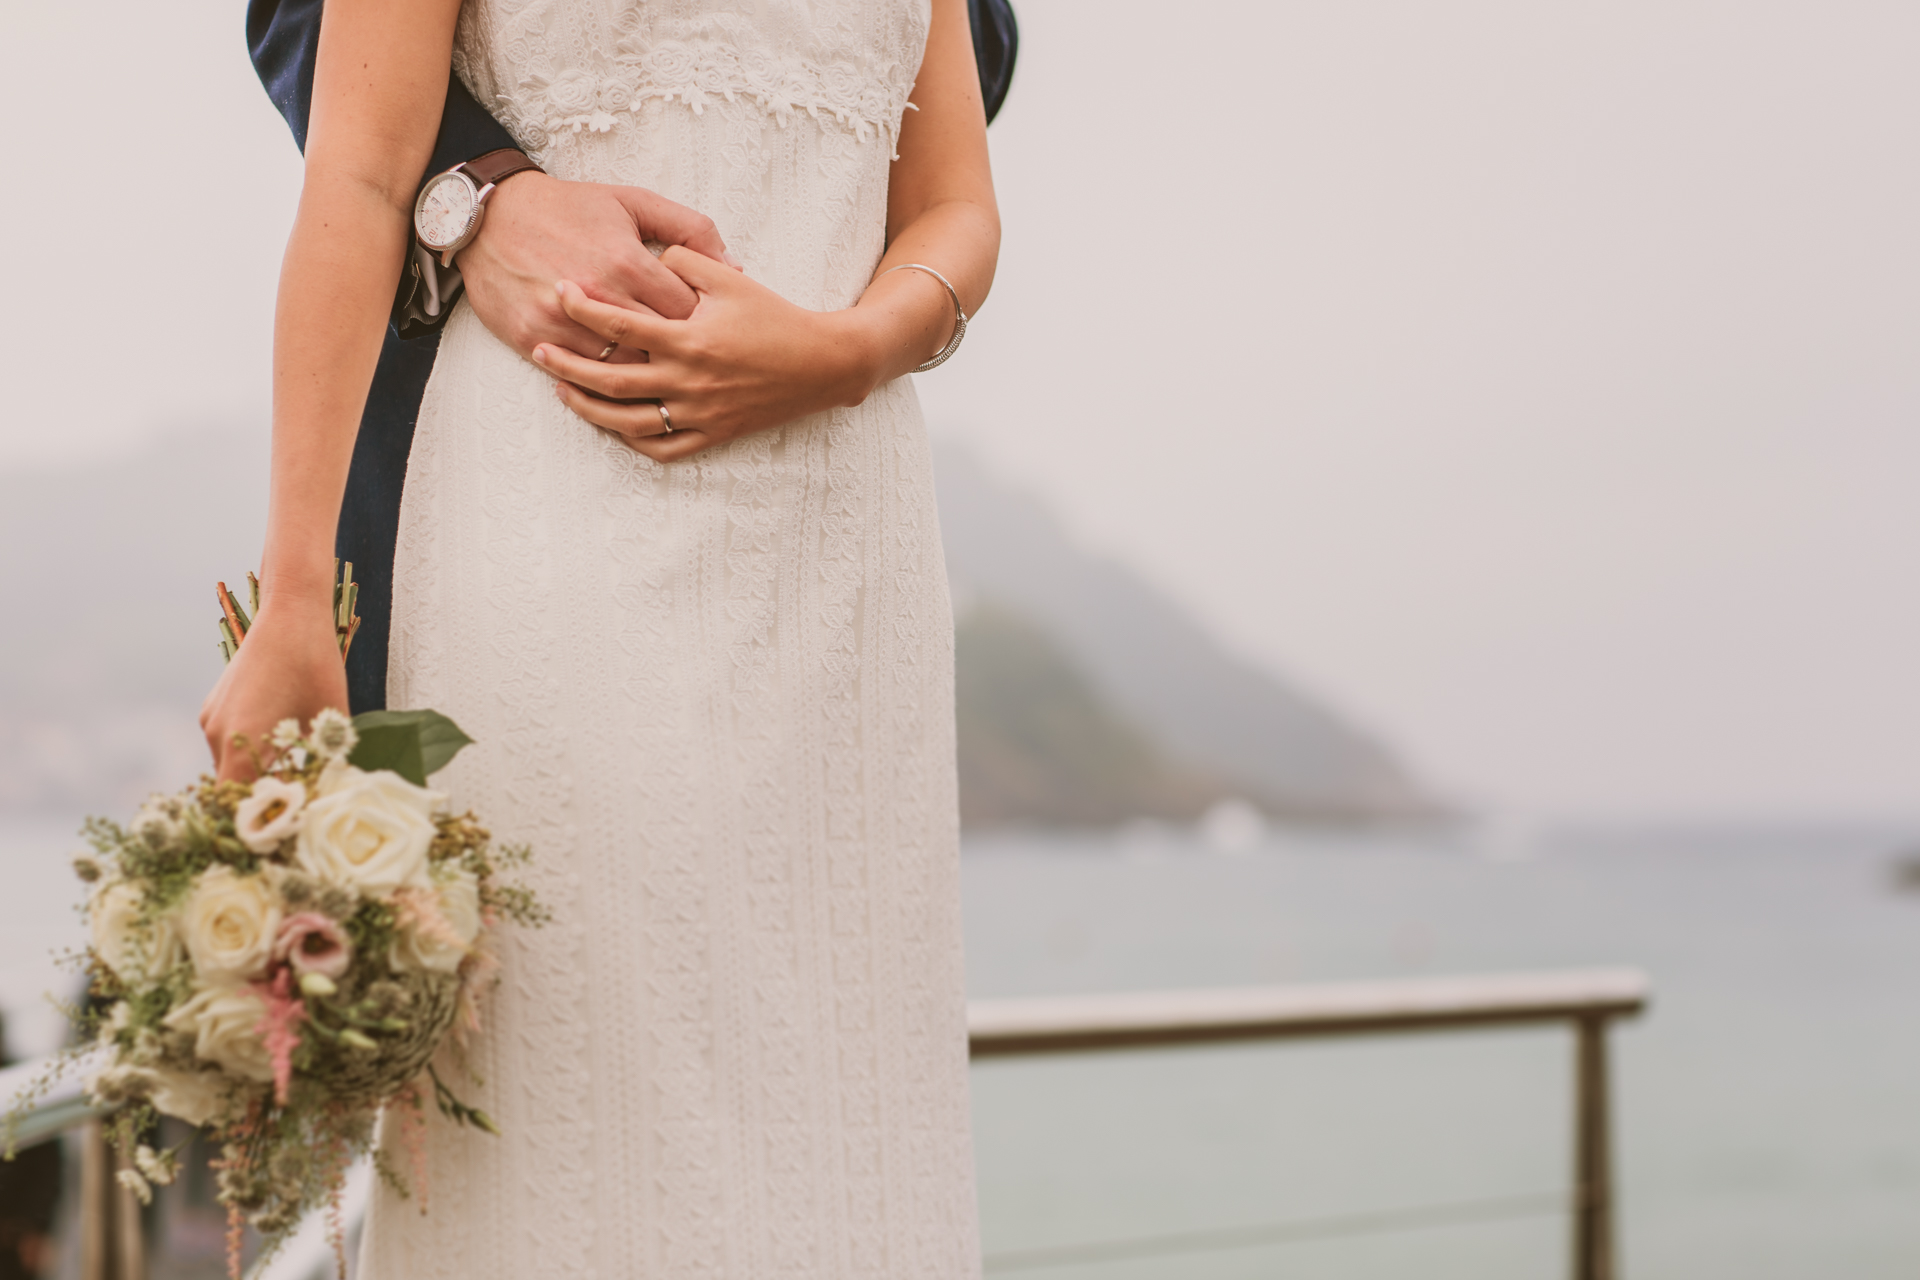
[{"x1": 4, "y1": 1, "x2": 1916, "y2": 818}]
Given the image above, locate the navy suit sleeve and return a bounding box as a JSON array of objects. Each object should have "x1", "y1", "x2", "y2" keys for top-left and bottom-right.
[
  {"x1": 246, "y1": 0, "x2": 512, "y2": 717},
  {"x1": 246, "y1": 0, "x2": 518, "y2": 334},
  {"x1": 968, "y1": 0, "x2": 1018, "y2": 125},
  {"x1": 246, "y1": 0, "x2": 517, "y2": 166}
]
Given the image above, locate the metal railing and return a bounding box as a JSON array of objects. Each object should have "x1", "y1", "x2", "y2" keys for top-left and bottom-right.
[
  {"x1": 1, "y1": 1050, "x2": 148, "y2": 1280},
  {"x1": 5, "y1": 967, "x2": 1648, "y2": 1280},
  {"x1": 971, "y1": 967, "x2": 1650, "y2": 1280}
]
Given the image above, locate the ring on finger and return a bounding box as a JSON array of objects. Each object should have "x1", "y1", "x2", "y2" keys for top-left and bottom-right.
[
  {"x1": 654, "y1": 401, "x2": 675, "y2": 434},
  {"x1": 595, "y1": 340, "x2": 619, "y2": 361}
]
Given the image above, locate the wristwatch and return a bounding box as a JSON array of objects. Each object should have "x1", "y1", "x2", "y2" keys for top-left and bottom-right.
[{"x1": 413, "y1": 148, "x2": 545, "y2": 267}]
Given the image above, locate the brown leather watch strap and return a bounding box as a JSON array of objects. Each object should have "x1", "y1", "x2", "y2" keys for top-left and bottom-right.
[{"x1": 459, "y1": 147, "x2": 544, "y2": 190}]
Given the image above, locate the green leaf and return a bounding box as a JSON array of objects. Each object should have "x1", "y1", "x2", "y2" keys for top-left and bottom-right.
[
  {"x1": 348, "y1": 709, "x2": 475, "y2": 785},
  {"x1": 346, "y1": 722, "x2": 426, "y2": 786}
]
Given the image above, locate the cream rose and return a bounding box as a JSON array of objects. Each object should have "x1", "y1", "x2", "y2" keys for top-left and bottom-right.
[
  {"x1": 88, "y1": 1026, "x2": 238, "y2": 1125},
  {"x1": 294, "y1": 768, "x2": 440, "y2": 897},
  {"x1": 392, "y1": 875, "x2": 483, "y2": 974},
  {"x1": 180, "y1": 866, "x2": 281, "y2": 981},
  {"x1": 89, "y1": 881, "x2": 183, "y2": 981},
  {"x1": 149, "y1": 1066, "x2": 236, "y2": 1126},
  {"x1": 163, "y1": 984, "x2": 275, "y2": 1082},
  {"x1": 235, "y1": 777, "x2": 306, "y2": 854}
]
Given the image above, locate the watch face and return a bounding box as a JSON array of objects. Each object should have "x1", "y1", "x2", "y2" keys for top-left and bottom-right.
[{"x1": 415, "y1": 172, "x2": 478, "y2": 250}]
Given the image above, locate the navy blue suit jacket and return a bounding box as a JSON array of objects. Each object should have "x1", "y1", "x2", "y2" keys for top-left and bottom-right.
[{"x1": 246, "y1": 0, "x2": 1013, "y2": 712}]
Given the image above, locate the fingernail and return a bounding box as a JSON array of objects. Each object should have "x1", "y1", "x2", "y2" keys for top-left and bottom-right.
[
  {"x1": 533, "y1": 346, "x2": 548, "y2": 364},
  {"x1": 554, "y1": 281, "x2": 568, "y2": 298},
  {"x1": 723, "y1": 251, "x2": 743, "y2": 270}
]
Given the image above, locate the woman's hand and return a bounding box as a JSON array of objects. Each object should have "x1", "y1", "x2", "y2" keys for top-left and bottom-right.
[
  {"x1": 198, "y1": 600, "x2": 349, "y2": 781},
  {"x1": 532, "y1": 249, "x2": 884, "y2": 462},
  {"x1": 530, "y1": 0, "x2": 999, "y2": 467}
]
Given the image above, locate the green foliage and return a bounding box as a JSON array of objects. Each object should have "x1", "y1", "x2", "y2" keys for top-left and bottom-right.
[
  {"x1": 427, "y1": 1064, "x2": 498, "y2": 1135},
  {"x1": 469, "y1": 842, "x2": 549, "y2": 927},
  {"x1": 119, "y1": 969, "x2": 192, "y2": 1037},
  {"x1": 349, "y1": 709, "x2": 474, "y2": 786},
  {"x1": 343, "y1": 899, "x2": 399, "y2": 971}
]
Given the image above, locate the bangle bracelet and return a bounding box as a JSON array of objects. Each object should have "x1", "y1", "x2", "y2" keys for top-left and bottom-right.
[{"x1": 878, "y1": 263, "x2": 969, "y2": 372}]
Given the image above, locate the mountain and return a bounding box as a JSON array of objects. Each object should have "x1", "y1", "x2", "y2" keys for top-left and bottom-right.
[
  {"x1": 955, "y1": 602, "x2": 1228, "y2": 827},
  {"x1": 0, "y1": 429, "x2": 1439, "y2": 826},
  {"x1": 933, "y1": 443, "x2": 1439, "y2": 821}
]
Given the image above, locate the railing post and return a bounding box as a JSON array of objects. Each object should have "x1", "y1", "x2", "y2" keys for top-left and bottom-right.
[
  {"x1": 77, "y1": 1119, "x2": 147, "y2": 1280},
  {"x1": 1572, "y1": 1015, "x2": 1616, "y2": 1280},
  {"x1": 112, "y1": 1142, "x2": 147, "y2": 1280},
  {"x1": 80, "y1": 1120, "x2": 111, "y2": 1280}
]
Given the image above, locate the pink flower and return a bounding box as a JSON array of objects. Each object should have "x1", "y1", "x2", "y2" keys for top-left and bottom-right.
[
  {"x1": 250, "y1": 968, "x2": 306, "y2": 1106},
  {"x1": 275, "y1": 913, "x2": 353, "y2": 979}
]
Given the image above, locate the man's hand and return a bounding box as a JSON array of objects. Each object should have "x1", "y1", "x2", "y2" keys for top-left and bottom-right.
[{"x1": 457, "y1": 172, "x2": 739, "y2": 358}]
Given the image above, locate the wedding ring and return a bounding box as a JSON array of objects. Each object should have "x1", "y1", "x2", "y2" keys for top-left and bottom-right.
[
  {"x1": 656, "y1": 401, "x2": 674, "y2": 434},
  {"x1": 596, "y1": 340, "x2": 619, "y2": 361}
]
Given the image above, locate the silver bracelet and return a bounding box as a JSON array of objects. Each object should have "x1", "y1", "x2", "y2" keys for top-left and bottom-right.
[{"x1": 878, "y1": 263, "x2": 968, "y2": 372}]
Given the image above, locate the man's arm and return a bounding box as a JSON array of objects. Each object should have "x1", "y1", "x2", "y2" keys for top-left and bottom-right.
[
  {"x1": 970, "y1": 0, "x2": 1018, "y2": 125},
  {"x1": 244, "y1": 0, "x2": 725, "y2": 348},
  {"x1": 248, "y1": 0, "x2": 515, "y2": 164}
]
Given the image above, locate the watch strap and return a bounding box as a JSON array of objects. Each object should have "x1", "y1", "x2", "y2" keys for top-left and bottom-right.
[{"x1": 458, "y1": 147, "x2": 544, "y2": 190}]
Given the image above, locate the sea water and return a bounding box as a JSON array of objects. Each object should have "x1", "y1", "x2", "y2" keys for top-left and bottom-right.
[
  {"x1": 963, "y1": 821, "x2": 1920, "y2": 1280},
  {"x1": 6, "y1": 818, "x2": 1920, "y2": 1278}
]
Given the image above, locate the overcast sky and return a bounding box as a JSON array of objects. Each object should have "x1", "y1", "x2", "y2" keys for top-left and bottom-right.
[{"x1": 4, "y1": 0, "x2": 1916, "y2": 819}]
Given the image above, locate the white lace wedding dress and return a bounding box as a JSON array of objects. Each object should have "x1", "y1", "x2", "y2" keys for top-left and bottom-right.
[{"x1": 361, "y1": 2, "x2": 980, "y2": 1276}]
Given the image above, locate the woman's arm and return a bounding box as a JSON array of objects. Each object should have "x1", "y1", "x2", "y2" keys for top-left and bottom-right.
[
  {"x1": 534, "y1": 0, "x2": 1000, "y2": 460},
  {"x1": 862, "y1": 0, "x2": 1002, "y2": 378},
  {"x1": 201, "y1": 0, "x2": 463, "y2": 776}
]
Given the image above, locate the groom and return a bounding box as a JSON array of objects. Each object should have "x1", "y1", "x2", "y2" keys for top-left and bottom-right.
[{"x1": 245, "y1": 0, "x2": 1016, "y2": 715}]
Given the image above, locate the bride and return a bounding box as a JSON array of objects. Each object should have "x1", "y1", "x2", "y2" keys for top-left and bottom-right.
[{"x1": 200, "y1": 0, "x2": 999, "y2": 1272}]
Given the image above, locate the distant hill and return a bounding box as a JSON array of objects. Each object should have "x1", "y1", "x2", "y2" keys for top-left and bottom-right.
[
  {"x1": 956, "y1": 602, "x2": 1228, "y2": 826},
  {"x1": 934, "y1": 443, "x2": 1440, "y2": 821},
  {"x1": 0, "y1": 429, "x2": 1440, "y2": 826}
]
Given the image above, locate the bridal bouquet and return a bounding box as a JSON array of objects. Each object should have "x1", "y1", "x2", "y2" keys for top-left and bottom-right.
[{"x1": 12, "y1": 567, "x2": 545, "y2": 1276}]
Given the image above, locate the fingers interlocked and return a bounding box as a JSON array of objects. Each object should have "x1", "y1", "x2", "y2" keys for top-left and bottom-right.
[{"x1": 538, "y1": 282, "x2": 705, "y2": 457}]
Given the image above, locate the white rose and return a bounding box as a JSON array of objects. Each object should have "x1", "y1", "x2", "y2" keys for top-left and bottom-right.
[
  {"x1": 295, "y1": 768, "x2": 441, "y2": 897},
  {"x1": 149, "y1": 1067, "x2": 236, "y2": 1127},
  {"x1": 314, "y1": 756, "x2": 352, "y2": 796},
  {"x1": 89, "y1": 881, "x2": 184, "y2": 981},
  {"x1": 234, "y1": 777, "x2": 306, "y2": 854},
  {"x1": 180, "y1": 866, "x2": 281, "y2": 981},
  {"x1": 392, "y1": 875, "x2": 483, "y2": 974},
  {"x1": 163, "y1": 984, "x2": 274, "y2": 1082}
]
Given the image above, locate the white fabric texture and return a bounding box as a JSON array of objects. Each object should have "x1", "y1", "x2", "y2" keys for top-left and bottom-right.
[{"x1": 360, "y1": 1, "x2": 980, "y2": 1277}]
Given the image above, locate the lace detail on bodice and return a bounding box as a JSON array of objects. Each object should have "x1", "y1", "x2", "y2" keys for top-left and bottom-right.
[{"x1": 454, "y1": 2, "x2": 930, "y2": 154}]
